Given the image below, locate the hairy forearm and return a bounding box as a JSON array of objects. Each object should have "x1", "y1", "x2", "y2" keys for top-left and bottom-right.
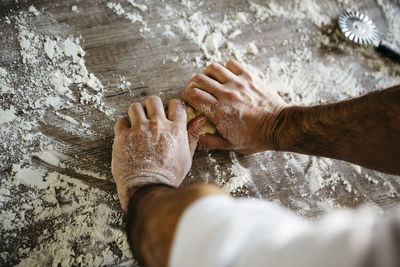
[
  {"x1": 126, "y1": 183, "x2": 227, "y2": 267},
  {"x1": 272, "y1": 86, "x2": 400, "y2": 174}
]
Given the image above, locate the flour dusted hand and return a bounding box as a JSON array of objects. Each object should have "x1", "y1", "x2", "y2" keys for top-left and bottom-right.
[
  {"x1": 181, "y1": 59, "x2": 287, "y2": 153},
  {"x1": 112, "y1": 96, "x2": 206, "y2": 212}
]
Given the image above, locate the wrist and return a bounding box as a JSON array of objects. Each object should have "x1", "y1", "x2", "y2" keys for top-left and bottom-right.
[
  {"x1": 266, "y1": 105, "x2": 309, "y2": 151},
  {"x1": 264, "y1": 105, "x2": 290, "y2": 150},
  {"x1": 116, "y1": 171, "x2": 177, "y2": 213}
]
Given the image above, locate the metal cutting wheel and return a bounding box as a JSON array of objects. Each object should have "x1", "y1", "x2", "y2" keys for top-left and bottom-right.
[{"x1": 338, "y1": 11, "x2": 400, "y2": 63}]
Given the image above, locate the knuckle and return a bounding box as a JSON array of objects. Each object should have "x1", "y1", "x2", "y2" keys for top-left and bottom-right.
[
  {"x1": 137, "y1": 124, "x2": 147, "y2": 132},
  {"x1": 149, "y1": 119, "x2": 162, "y2": 128},
  {"x1": 233, "y1": 80, "x2": 246, "y2": 90},
  {"x1": 208, "y1": 63, "x2": 220, "y2": 72},
  {"x1": 132, "y1": 123, "x2": 147, "y2": 132},
  {"x1": 193, "y1": 74, "x2": 205, "y2": 83},
  {"x1": 223, "y1": 90, "x2": 238, "y2": 100},
  {"x1": 241, "y1": 71, "x2": 253, "y2": 81},
  {"x1": 226, "y1": 59, "x2": 235, "y2": 67},
  {"x1": 181, "y1": 89, "x2": 189, "y2": 100},
  {"x1": 188, "y1": 88, "x2": 200, "y2": 99}
]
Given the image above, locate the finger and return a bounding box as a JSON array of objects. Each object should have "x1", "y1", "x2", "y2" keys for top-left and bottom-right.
[
  {"x1": 204, "y1": 63, "x2": 237, "y2": 84},
  {"x1": 187, "y1": 74, "x2": 225, "y2": 99},
  {"x1": 197, "y1": 134, "x2": 233, "y2": 151},
  {"x1": 168, "y1": 99, "x2": 186, "y2": 123},
  {"x1": 181, "y1": 88, "x2": 218, "y2": 122},
  {"x1": 187, "y1": 116, "x2": 208, "y2": 157},
  {"x1": 225, "y1": 59, "x2": 247, "y2": 75},
  {"x1": 144, "y1": 96, "x2": 166, "y2": 120},
  {"x1": 114, "y1": 118, "x2": 130, "y2": 134},
  {"x1": 128, "y1": 102, "x2": 147, "y2": 125}
]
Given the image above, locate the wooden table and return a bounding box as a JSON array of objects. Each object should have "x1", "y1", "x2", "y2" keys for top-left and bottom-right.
[{"x1": 1, "y1": 0, "x2": 399, "y2": 265}]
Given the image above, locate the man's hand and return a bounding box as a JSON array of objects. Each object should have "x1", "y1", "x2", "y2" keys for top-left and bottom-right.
[
  {"x1": 112, "y1": 96, "x2": 206, "y2": 212},
  {"x1": 182, "y1": 59, "x2": 287, "y2": 154}
]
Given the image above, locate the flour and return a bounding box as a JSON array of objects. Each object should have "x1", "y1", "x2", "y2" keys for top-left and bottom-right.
[
  {"x1": 234, "y1": 12, "x2": 248, "y2": 23},
  {"x1": 28, "y1": 5, "x2": 40, "y2": 16},
  {"x1": 127, "y1": 0, "x2": 148, "y2": 12},
  {"x1": 228, "y1": 29, "x2": 242, "y2": 39},
  {"x1": 245, "y1": 45, "x2": 366, "y2": 106},
  {"x1": 107, "y1": 1, "x2": 149, "y2": 33},
  {"x1": 1, "y1": 0, "x2": 400, "y2": 265},
  {"x1": 0, "y1": 106, "x2": 18, "y2": 124},
  {"x1": 376, "y1": 0, "x2": 400, "y2": 47},
  {"x1": 11, "y1": 171, "x2": 133, "y2": 267},
  {"x1": 0, "y1": 67, "x2": 7, "y2": 76},
  {"x1": 107, "y1": 2, "x2": 125, "y2": 16},
  {"x1": 247, "y1": 41, "x2": 258, "y2": 55},
  {"x1": 34, "y1": 150, "x2": 62, "y2": 166},
  {"x1": 43, "y1": 37, "x2": 57, "y2": 59},
  {"x1": 18, "y1": 26, "x2": 42, "y2": 64},
  {"x1": 204, "y1": 151, "x2": 251, "y2": 194},
  {"x1": 0, "y1": 8, "x2": 128, "y2": 266},
  {"x1": 205, "y1": 31, "x2": 225, "y2": 53},
  {"x1": 250, "y1": 0, "x2": 331, "y2": 27},
  {"x1": 222, "y1": 152, "x2": 251, "y2": 193},
  {"x1": 173, "y1": 8, "x2": 249, "y2": 65},
  {"x1": 63, "y1": 37, "x2": 85, "y2": 62},
  {"x1": 13, "y1": 165, "x2": 47, "y2": 189}
]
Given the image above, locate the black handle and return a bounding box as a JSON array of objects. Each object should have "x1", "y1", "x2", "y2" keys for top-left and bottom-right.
[{"x1": 376, "y1": 40, "x2": 400, "y2": 63}]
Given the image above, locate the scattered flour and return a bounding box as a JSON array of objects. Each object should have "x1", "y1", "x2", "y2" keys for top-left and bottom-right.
[
  {"x1": 0, "y1": 106, "x2": 18, "y2": 124},
  {"x1": 4, "y1": 16, "x2": 11, "y2": 24},
  {"x1": 0, "y1": 66, "x2": 7, "y2": 76},
  {"x1": 0, "y1": 7, "x2": 128, "y2": 266},
  {"x1": 1, "y1": 0, "x2": 400, "y2": 265},
  {"x1": 263, "y1": 49, "x2": 365, "y2": 105},
  {"x1": 222, "y1": 152, "x2": 251, "y2": 193},
  {"x1": 107, "y1": 1, "x2": 150, "y2": 33},
  {"x1": 127, "y1": 0, "x2": 148, "y2": 12},
  {"x1": 249, "y1": 0, "x2": 332, "y2": 27},
  {"x1": 13, "y1": 164, "x2": 47, "y2": 189},
  {"x1": 28, "y1": 5, "x2": 40, "y2": 16},
  {"x1": 247, "y1": 41, "x2": 259, "y2": 55},
  {"x1": 172, "y1": 7, "x2": 250, "y2": 64},
  {"x1": 376, "y1": 0, "x2": 400, "y2": 47}
]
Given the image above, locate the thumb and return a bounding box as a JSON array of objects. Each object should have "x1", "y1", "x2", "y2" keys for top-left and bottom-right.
[
  {"x1": 187, "y1": 115, "x2": 208, "y2": 157},
  {"x1": 197, "y1": 134, "x2": 233, "y2": 151}
]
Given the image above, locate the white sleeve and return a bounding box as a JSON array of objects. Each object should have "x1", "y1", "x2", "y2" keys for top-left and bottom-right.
[{"x1": 169, "y1": 196, "x2": 400, "y2": 267}]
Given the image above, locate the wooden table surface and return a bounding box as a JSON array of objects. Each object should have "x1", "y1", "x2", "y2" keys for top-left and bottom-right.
[{"x1": 1, "y1": 0, "x2": 399, "y2": 265}]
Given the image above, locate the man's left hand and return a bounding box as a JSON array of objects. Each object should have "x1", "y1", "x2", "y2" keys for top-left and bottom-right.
[{"x1": 112, "y1": 96, "x2": 206, "y2": 212}]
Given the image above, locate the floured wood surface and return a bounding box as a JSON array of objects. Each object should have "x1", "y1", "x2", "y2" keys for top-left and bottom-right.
[{"x1": 1, "y1": 0, "x2": 399, "y2": 265}]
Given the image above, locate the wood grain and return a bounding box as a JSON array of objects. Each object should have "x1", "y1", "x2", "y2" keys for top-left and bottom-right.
[{"x1": 1, "y1": 0, "x2": 399, "y2": 265}]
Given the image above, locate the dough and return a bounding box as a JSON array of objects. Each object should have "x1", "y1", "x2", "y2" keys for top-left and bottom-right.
[{"x1": 186, "y1": 105, "x2": 216, "y2": 135}]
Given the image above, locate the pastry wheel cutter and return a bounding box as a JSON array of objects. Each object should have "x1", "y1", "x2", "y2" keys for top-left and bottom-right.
[{"x1": 338, "y1": 10, "x2": 400, "y2": 63}]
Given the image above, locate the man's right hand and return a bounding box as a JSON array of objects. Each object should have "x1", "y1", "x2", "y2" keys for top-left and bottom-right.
[{"x1": 181, "y1": 59, "x2": 287, "y2": 154}]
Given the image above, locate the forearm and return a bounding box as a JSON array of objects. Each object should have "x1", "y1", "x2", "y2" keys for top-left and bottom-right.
[
  {"x1": 272, "y1": 86, "x2": 400, "y2": 174},
  {"x1": 126, "y1": 183, "x2": 227, "y2": 267}
]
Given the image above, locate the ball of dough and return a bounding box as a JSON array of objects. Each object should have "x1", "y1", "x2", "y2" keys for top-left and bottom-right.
[{"x1": 186, "y1": 105, "x2": 216, "y2": 135}]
